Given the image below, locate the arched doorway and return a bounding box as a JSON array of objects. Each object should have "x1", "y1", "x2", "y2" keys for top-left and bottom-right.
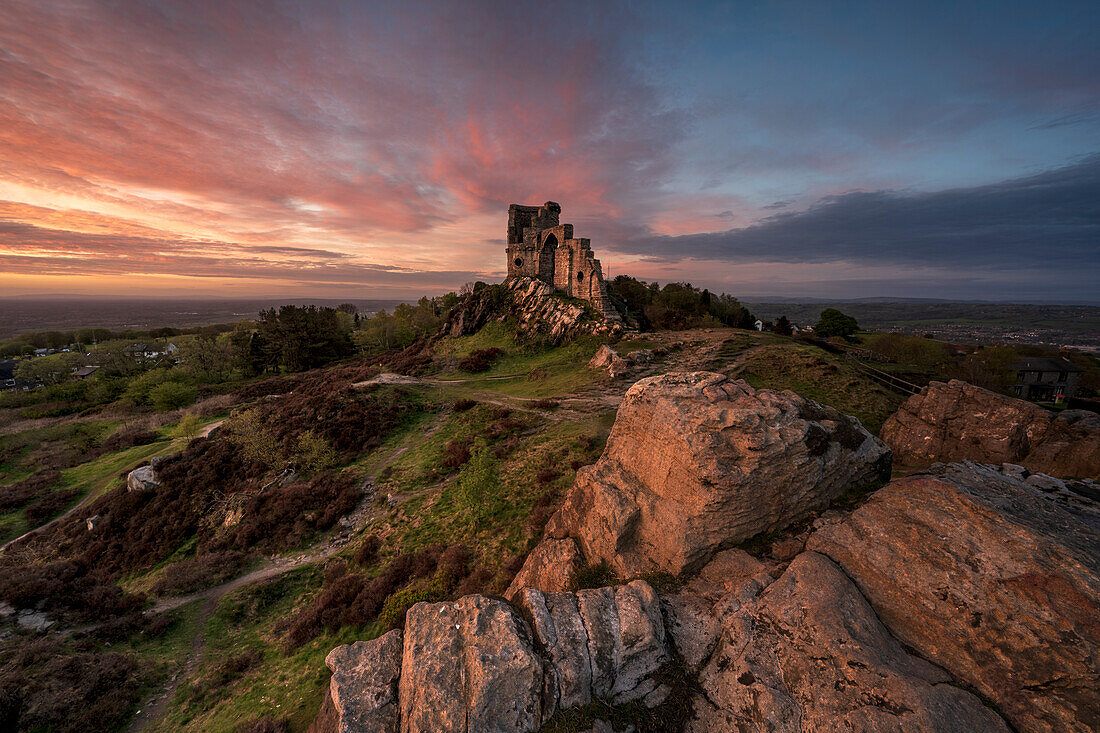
[{"x1": 539, "y1": 233, "x2": 557, "y2": 278}]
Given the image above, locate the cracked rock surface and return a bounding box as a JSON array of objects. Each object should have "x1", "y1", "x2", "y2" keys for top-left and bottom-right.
[{"x1": 808, "y1": 461, "x2": 1100, "y2": 732}]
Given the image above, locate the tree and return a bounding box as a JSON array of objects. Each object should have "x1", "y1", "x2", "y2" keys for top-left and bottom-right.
[
  {"x1": 14, "y1": 353, "x2": 79, "y2": 386},
  {"x1": 293, "y1": 430, "x2": 338, "y2": 474},
  {"x1": 174, "y1": 411, "x2": 205, "y2": 439},
  {"x1": 774, "y1": 315, "x2": 793, "y2": 336},
  {"x1": 815, "y1": 308, "x2": 859, "y2": 338},
  {"x1": 226, "y1": 409, "x2": 282, "y2": 468},
  {"x1": 456, "y1": 440, "x2": 500, "y2": 532},
  {"x1": 149, "y1": 380, "x2": 197, "y2": 411}
]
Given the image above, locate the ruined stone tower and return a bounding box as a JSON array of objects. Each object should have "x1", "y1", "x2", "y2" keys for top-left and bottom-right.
[{"x1": 506, "y1": 201, "x2": 620, "y2": 320}]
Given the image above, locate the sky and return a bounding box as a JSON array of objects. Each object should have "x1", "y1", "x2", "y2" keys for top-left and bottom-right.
[{"x1": 0, "y1": 0, "x2": 1098, "y2": 302}]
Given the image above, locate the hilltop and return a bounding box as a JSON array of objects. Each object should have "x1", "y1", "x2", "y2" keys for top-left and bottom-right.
[{"x1": 0, "y1": 279, "x2": 1095, "y2": 732}]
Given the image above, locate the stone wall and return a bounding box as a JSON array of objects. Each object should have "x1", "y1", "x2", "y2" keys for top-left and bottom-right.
[{"x1": 506, "y1": 201, "x2": 620, "y2": 321}]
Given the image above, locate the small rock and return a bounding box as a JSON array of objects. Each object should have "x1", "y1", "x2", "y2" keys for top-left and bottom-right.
[{"x1": 126, "y1": 464, "x2": 158, "y2": 492}]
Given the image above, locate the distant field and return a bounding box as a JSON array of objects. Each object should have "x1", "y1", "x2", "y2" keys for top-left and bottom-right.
[
  {"x1": 746, "y1": 302, "x2": 1100, "y2": 345},
  {"x1": 0, "y1": 297, "x2": 405, "y2": 338}
]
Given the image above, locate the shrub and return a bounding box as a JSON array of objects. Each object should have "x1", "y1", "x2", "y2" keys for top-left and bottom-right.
[
  {"x1": 355, "y1": 535, "x2": 382, "y2": 567},
  {"x1": 151, "y1": 551, "x2": 251, "y2": 595},
  {"x1": 441, "y1": 438, "x2": 472, "y2": 468},
  {"x1": 149, "y1": 380, "x2": 197, "y2": 411},
  {"x1": 458, "y1": 347, "x2": 504, "y2": 373},
  {"x1": 568, "y1": 561, "x2": 617, "y2": 591},
  {"x1": 452, "y1": 398, "x2": 477, "y2": 411},
  {"x1": 237, "y1": 716, "x2": 290, "y2": 733},
  {"x1": 173, "y1": 411, "x2": 205, "y2": 439},
  {"x1": 0, "y1": 469, "x2": 60, "y2": 512},
  {"x1": 0, "y1": 643, "x2": 145, "y2": 733},
  {"x1": 530, "y1": 398, "x2": 559, "y2": 410},
  {"x1": 293, "y1": 430, "x2": 338, "y2": 474},
  {"x1": 22, "y1": 488, "x2": 79, "y2": 524},
  {"x1": 456, "y1": 440, "x2": 501, "y2": 531}
]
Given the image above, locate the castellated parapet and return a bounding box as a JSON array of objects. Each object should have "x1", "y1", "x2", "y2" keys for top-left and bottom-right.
[{"x1": 505, "y1": 201, "x2": 620, "y2": 320}]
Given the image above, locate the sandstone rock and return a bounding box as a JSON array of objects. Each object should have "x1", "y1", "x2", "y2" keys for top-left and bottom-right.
[
  {"x1": 587, "y1": 345, "x2": 618, "y2": 369},
  {"x1": 881, "y1": 379, "x2": 1100, "y2": 478},
  {"x1": 505, "y1": 537, "x2": 584, "y2": 601},
  {"x1": 399, "y1": 595, "x2": 546, "y2": 733},
  {"x1": 546, "y1": 372, "x2": 891, "y2": 575},
  {"x1": 626, "y1": 349, "x2": 653, "y2": 363},
  {"x1": 86, "y1": 514, "x2": 99, "y2": 531},
  {"x1": 519, "y1": 580, "x2": 670, "y2": 709},
  {"x1": 662, "y1": 549, "x2": 776, "y2": 673},
  {"x1": 607, "y1": 355, "x2": 632, "y2": 379},
  {"x1": 323, "y1": 630, "x2": 402, "y2": 733},
  {"x1": 443, "y1": 277, "x2": 623, "y2": 346},
  {"x1": 808, "y1": 461, "x2": 1100, "y2": 731},
  {"x1": 126, "y1": 464, "x2": 158, "y2": 492},
  {"x1": 690, "y1": 552, "x2": 1009, "y2": 732}
]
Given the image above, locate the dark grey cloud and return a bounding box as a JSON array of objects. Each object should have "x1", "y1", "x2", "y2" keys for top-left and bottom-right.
[{"x1": 622, "y1": 155, "x2": 1100, "y2": 275}]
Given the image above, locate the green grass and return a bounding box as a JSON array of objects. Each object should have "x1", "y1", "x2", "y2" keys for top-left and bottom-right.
[
  {"x1": 430, "y1": 322, "x2": 612, "y2": 398},
  {"x1": 738, "y1": 342, "x2": 903, "y2": 434},
  {"x1": 0, "y1": 435, "x2": 177, "y2": 544},
  {"x1": 154, "y1": 565, "x2": 380, "y2": 732}
]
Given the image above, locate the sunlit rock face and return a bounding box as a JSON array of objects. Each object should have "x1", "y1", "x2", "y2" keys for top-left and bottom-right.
[
  {"x1": 808, "y1": 461, "x2": 1100, "y2": 732},
  {"x1": 544, "y1": 371, "x2": 891, "y2": 576},
  {"x1": 881, "y1": 378, "x2": 1100, "y2": 479}
]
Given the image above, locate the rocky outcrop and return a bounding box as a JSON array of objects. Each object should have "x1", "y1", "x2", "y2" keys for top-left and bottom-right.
[
  {"x1": 519, "y1": 580, "x2": 671, "y2": 709},
  {"x1": 504, "y1": 537, "x2": 583, "y2": 601},
  {"x1": 542, "y1": 372, "x2": 891, "y2": 576},
  {"x1": 317, "y1": 583, "x2": 671, "y2": 733},
  {"x1": 881, "y1": 379, "x2": 1100, "y2": 478},
  {"x1": 400, "y1": 595, "x2": 545, "y2": 732},
  {"x1": 126, "y1": 464, "x2": 159, "y2": 492},
  {"x1": 808, "y1": 461, "x2": 1100, "y2": 731},
  {"x1": 587, "y1": 345, "x2": 617, "y2": 370},
  {"x1": 323, "y1": 631, "x2": 403, "y2": 732},
  {"x1": 442, "y1": 277, "x2": 624, "y2": 346},
  {"x1": 690, "y1": 552, "x2": 1009, "y2": 732}
]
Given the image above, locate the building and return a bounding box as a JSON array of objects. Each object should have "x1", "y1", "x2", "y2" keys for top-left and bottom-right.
[
  {"x1": 505, "y1": 201, "x2": 620, "y2": 320},
  {"x1": 1012, "y1": 357, "x2": 1082, "y2": 403}
]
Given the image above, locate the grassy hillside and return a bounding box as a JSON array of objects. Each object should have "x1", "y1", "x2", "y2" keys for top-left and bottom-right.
[{"x1": 0, "y1": 323, "x2": 914, "y2": 732}]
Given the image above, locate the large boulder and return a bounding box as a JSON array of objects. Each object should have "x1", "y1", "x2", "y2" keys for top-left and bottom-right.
[
  {"x1": 319, "y1": 630, "x2": 403, "y2": 733},
  {"x1": 881, "y1": 379, "x2": 1100, "y2": 478},
  {"x1": 808, "y1": 461, "x2": 1100, "y2": 732},
  {"x1": 312, "y1": 583, "x2": 671, "y2": 733},
  {"x1": 126, "y1": 464, "x2": 159, "y2": 492},
  {"x1": 689, "y1": 552, "x2": 1009, "y2": 732},
  {"x1": 399, "y1": 595, "x2": 546, "y2": 733},
  {"x1": 545, "y1": 372, "x2": 891, "y2": 575}
]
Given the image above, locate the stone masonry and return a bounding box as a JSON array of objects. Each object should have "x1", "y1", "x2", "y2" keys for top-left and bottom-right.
[{"x1": 506, "y1": 201, "x2": 620, "y2": 320}]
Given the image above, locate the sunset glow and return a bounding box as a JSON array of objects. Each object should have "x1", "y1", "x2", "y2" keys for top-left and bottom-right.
[{"x1": 1, "y1": 0, "x2": 1097, "y2": 300}]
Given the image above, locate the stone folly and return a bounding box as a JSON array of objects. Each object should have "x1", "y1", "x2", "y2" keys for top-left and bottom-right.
[{"x1": 505, "y1": 201, "x2": 620, "y2": 321}]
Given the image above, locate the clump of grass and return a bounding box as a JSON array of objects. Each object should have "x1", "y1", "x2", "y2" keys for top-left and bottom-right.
[{"x1": 568, "y1": 561, "x2": 618, "y2": 591}]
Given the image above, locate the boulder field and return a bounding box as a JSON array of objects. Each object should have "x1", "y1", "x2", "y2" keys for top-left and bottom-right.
[
  {"x1": 881, "y1": 378, "x2": 1100, "y2": 479},
  {"x1": 313, "y1": 374, "x2": 1099, "y2": 732}
]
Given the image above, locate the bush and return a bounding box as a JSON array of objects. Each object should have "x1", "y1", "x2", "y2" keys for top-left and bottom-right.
[
  {"x1": 293, "y1": 430, "x2": 338, "y2": 474},
  {"x1": 22, "y1": 488, "x2": 79, "y2": 524},
  {"x1": 458, "y1": 347, "x2": 504, "y2": 373},
  {"x1": 453, "y1": 398, "x2": 477, "y2": 411},
  {"x1": 0, "y1": 469, "x2": 60, "y2": 512},
  {"x1": 441, "y1": 438, "x2": 472, "y2": 468},
  {"x1": 149, "y1": 380, "x2": 198, "y2": 411},
  {"x1": 530, "y1": 398, "x2": 559, "y2": 410},
  {"x1": 0, "y1": 642, "x2": 146, "y2": 733},
  {"x1": 173, "y1": 411, "x2": 205, "y2": 439},
  {"x1": 355, "y1": 535, "x2": 382, "y2": 567},
  {"x1": 568, "y1": 561, "x2": 617, "y2": 591}
]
